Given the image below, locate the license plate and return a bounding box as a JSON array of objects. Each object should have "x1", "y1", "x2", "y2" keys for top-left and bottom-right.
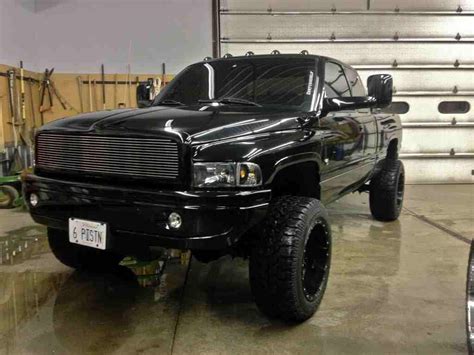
[{"x1": 69, "y1": 218, "x2": 107, "y2": 250}]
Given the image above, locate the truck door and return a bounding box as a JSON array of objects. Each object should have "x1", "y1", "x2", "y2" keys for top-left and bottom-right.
[
  {"x1": 344, "y1": 66, "x2": 378, "y2": 165},
  {"x1": 319, "y1": 61, "x2": 377, "y2": 203}
]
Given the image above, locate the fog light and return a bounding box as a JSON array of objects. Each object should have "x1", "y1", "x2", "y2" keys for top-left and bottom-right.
[
  {"x1": 168, "y1": 212, "x2": 182, "y2": 229},
  {"x1": 30, "y1": 193, "x2": 39, "y2": 207}
]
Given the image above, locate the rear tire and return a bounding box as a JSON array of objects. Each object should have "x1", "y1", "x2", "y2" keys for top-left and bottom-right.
[
  {"x1": 249, "y1": 196, "x2": 331, "y2": 322},
  {"x1": 48, "y1": 228, "x2": 123, "y2": 270},
  {"x1": 0, "y1": 185, "x2": 19, "y2": 209},
  {"x1": 369, "y1": 159, "x2": 405, "y2": 221}
]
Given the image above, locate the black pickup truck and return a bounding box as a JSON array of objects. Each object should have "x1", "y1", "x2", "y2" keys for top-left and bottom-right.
[{"x1": 23, "y1": 54, "x2": 403, "y2": 322}]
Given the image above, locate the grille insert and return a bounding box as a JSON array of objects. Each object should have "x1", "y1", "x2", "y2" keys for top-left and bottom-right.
[{"x1": 36, "y1": 133, "x2": 180, "y2": 179}]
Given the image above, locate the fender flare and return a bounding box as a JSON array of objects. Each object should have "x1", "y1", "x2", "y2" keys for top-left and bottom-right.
[{"x1": 265, "y1": 152, "x2": 323, "y2": 184}]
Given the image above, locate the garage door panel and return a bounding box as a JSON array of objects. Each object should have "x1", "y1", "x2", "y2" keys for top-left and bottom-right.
[
  {"x1": 371, "y1": 0, "x2": 474, "y2": 11},
  {"x1": 402, "y1": 158, "x2": 474, "y2": 183},
  {"x1": 221, "y1": 42, "x2": 473, "y2": 64},
  {"x1": 401, "y1": 128, "x2": 474, "y2": 153},
  {"x1": 358, "y1": 70, "x2": 474, "y2": 91},
  {"x1": 222, "y1": 0, "x2": 474, "y2": 11},
  {"x1": 393, "y1": 95, "x2": 473, "y2": 122},
  {"x1": 221, "y1": 0, "x2": 366, "y2": 11},
  {"x1": 219, "y1": 5, "x2": 474, "y2": 184},
  {"x1": 221, "y1": 15, "x2": 474, "y2": 39}
]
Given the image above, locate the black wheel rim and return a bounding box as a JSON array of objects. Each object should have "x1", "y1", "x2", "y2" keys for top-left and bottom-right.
[
  {"x1": 302, "y1": 222, "x2": 330, "y2": 302},
  {"x1": 396, "y1": 171, "x2": 405, "y2": 209}
]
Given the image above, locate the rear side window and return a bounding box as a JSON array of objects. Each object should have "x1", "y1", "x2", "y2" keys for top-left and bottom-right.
[
  {"x1": 324, "y1": 61, "x2": 351, "y2": 98},
  {"x1": 344, "y1": 68, "x2": 366, "y2": 96},
  {"x1": 438, "y1": 101, "x2": 470, "y2": 114}
]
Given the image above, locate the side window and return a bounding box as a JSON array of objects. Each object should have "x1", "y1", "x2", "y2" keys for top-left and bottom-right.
[
  {"x1": 324, "y1": 61, "x2": 351, "y2": 98},
  {"x1": 344, "y1": 68, "x2": 366, "y2": 97}
]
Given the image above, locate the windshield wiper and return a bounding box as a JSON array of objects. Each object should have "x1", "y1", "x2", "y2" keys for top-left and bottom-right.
[
  {"x1": 156, "y1": 99, "x2": 185, "y2": 106},
  {"x1": 199, "y1": 97, "x2": 262, "y2": 107}
]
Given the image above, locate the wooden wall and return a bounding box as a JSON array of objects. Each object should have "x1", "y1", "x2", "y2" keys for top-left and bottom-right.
[
  {"x1": 0, "y1": 63, "x2": 173, "y2": 151},
  {"x1": 0, "y1": 64, "x2": 39, "y2": 151}
]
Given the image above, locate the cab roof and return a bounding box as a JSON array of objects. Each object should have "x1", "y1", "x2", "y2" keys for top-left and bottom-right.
[{"x1": 196, "y1": 54, "x2": 354, "y2": 70}]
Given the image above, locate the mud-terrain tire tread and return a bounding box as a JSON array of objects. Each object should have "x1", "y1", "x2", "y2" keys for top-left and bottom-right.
[
  {"x1": 48, "y1": 227, "x2": 123, "y2": 270},
  {"x1": 249, "y1": 196, "x2": 331, "y2": 322},
  {"x1": 369, "y1": 159, "x2": 405, "y2": 221}
]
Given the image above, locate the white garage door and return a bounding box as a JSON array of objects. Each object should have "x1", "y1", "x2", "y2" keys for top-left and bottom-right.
[{"x1": 218, "y1": 0, "x2": 474, "y2": 183}]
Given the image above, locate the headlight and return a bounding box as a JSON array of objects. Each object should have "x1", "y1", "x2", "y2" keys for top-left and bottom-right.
[
  {"x1": 237, "y1": 162, "x2": 262, "y2": 186},
  {"x1": 193, "y1": 163, "x2": 236, "y2": 188},
  {"x1": 193, "y1": 162, "x2": 262, "y2": 188}
]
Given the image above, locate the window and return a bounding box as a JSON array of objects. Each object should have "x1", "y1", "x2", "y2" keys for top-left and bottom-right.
[
  {"x1": 344, "y1": 68, "x2": 366, "y2": 96},
  {"x1": 160, "y1": 65, "x2": 209, "y2": 105},
  {"x1": 215, "y1": 61, "x2": 315, "y2": 108},
  {"x1": 156, "y1": 57, "x2": 317, "y2": 111},
  {"x1": 324, "y1": 61, "x2": 351, "y2": 98},
  {"x1": 384, "y1": 102, "x2": 410, "y2": 114},
  {"x1": 438, "y1": 101, "x2": 470, "y2": 114}
]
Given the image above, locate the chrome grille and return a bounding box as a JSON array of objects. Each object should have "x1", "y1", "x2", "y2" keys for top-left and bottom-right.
[{"x1": 36, "y1": 133, "x2": 180, "y2": 179}]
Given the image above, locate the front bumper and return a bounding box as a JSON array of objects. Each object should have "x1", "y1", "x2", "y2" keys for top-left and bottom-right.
[{"x1": 23, "y1": 174, "x2": 271, "y2": 251}]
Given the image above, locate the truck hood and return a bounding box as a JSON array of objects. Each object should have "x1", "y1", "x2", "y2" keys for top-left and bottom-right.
[{"x1": 39, "y1": 106, "x2": 303, "y2": 144}]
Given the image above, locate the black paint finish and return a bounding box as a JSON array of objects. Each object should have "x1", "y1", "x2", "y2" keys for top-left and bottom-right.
[{"x1": 24, "y1": 55, "x2": 402, "y2": 252}]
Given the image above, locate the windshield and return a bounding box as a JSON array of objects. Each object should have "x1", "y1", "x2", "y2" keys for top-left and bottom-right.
[{"x1": 153, "y1": 57, "x2": 318, "y2": 111}]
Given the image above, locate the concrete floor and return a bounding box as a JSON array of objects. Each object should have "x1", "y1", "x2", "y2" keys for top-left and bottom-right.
[{"x1": 0, "y1": 185, "x2": 473, "y2": 354}]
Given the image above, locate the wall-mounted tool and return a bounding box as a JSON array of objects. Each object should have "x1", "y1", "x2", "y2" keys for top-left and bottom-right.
[
  {"x1": 18, "y1": 61, "x2": 33, "y2": 147},
  {"x1": 126, "y1": 40, "x2": 133, "y2": 107},
  {"x1": 6, "y1": 69, "x2": 18, "y2": 129},
  {"x1": 135, "y1": 76, "x2": 140, "y2": 107},
  {"x1": 114, "y1": 74, "x2": 118, "y2": 108},
  {"x1": 39, "y1": 68, "x2": 78, "y2": 122},
  {"x1": 76, "y1": 76, "x2": 84, "y2": 112},
  {"x1": 6, "y1": 69, "x2": 26, "y2": 171},
  {"x1": 92, "y1": 79, "x2": 98, "y2": 111},
  {"x1": 161, "y1": 62, "x2": 166, "y2": 89},
  {"x1": 27, "y1": 78, "x2": 36, "y2": 131},
  {"x1": 49, "y1": 82, "x2": 67, "y2": 110},
  {"x1": 7, "y1": 66, "x2": 30, "y2": 146},
  {"x1": 127, "y1": 64, "x2": 132, "y2": 106},
  {"x1": 101, "y1": 64, "x2": 106, "y2": 110},
  {"x1": 49, "y1": 80, "x2": 78, "y2": 112},
  {"x1": 39, "y1": 68, "x2": 55, "y2": 125},
  {"x1": 6, "y1": 69, "x2": 19, "y2": 148},
  {"x1": 122, "y1": 66, "x2": 132, "y2": 107},
  {"x1": 88, "y1": 75, "x2": 93, "y2": 112},
  {"x1": 19, "y1": 61, "x2": 26, "y2": 124}
]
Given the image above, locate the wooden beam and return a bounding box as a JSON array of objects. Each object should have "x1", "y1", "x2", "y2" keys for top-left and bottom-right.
[{"x1": 0, "y1": 96, "x2": 5, "y2": 152}]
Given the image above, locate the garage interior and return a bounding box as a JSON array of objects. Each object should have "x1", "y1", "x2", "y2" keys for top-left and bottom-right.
[{"x1": 0, "y1": 0, "x2": 473, "y2": 353}]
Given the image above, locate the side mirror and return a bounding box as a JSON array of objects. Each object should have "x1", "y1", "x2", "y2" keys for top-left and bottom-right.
[
  {"x1": 322, "y1": 96, "x2": 377, "y2": 115},
  {"x1": 136, "y1": 78, "x2": 160, "y2": 108},
  {"x1": 367, "y1": 74, "x2": 393, "y2": 108}
]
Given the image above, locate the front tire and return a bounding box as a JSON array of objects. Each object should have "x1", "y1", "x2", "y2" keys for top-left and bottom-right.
[
  {"x1": 249, "y1": 196, "x2": 331, "y2": 322},
  {"x1": 48, "y1": 228, "x2": 123, "y2": 270},
  {"x1": 369, "y1": 159, "x2": 405, "y2": 221}
]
